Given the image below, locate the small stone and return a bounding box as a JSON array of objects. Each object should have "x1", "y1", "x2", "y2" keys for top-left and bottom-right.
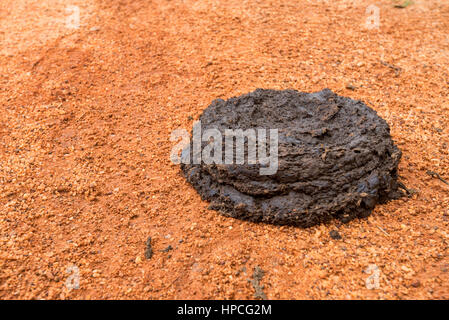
[
  {"x1": 329, "y1": 230, "x2": 342, "y2": 240},
  {"x1": 411, "y1": 281, "x2": 421, "y2": 288},
  {"x1": 161, "y1": 245, "x2": 173, "y2": 252},
  {"x1": 346, "y1": 83, "x2": 356, "y2": 90},
  {"x1": 401, "y1": 265, "x2": 414, "y2": 273}
]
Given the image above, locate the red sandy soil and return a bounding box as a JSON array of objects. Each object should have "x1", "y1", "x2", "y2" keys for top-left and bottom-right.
[{"x1": 0, "y1": 0, "x2": 448, "y2": 299}]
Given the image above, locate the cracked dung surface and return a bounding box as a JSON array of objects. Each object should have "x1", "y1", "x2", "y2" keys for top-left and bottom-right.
[{"x1": 181, "y1": 88, "x2": 402, "y2": 227}]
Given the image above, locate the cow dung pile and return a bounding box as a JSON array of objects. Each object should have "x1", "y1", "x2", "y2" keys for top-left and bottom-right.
[{"x1": 181, "y1": 88, "x2": 402, "y2": 227}]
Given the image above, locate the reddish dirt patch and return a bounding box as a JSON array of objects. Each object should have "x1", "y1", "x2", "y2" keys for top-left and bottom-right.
[{"x1": 0, "y1": 0, "x2": 448, "y2": 299}]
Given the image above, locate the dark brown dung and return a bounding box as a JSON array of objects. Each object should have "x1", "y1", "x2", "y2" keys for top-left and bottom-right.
[{"x1": 181, "y1": 89, "x2": 402, "y2": 227}]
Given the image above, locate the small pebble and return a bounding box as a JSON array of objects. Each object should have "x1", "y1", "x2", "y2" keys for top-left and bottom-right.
[
  {"x1": 330, "y1": 230, "x2": 342, "y2": 240},
  {"x1": 346, "y1": 83, "x2": 356, "y2": 90}
]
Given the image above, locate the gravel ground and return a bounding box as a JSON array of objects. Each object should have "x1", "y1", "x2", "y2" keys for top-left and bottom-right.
[{"x1": 0, "y1": 0, "x2": 448, "y2": 299}]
